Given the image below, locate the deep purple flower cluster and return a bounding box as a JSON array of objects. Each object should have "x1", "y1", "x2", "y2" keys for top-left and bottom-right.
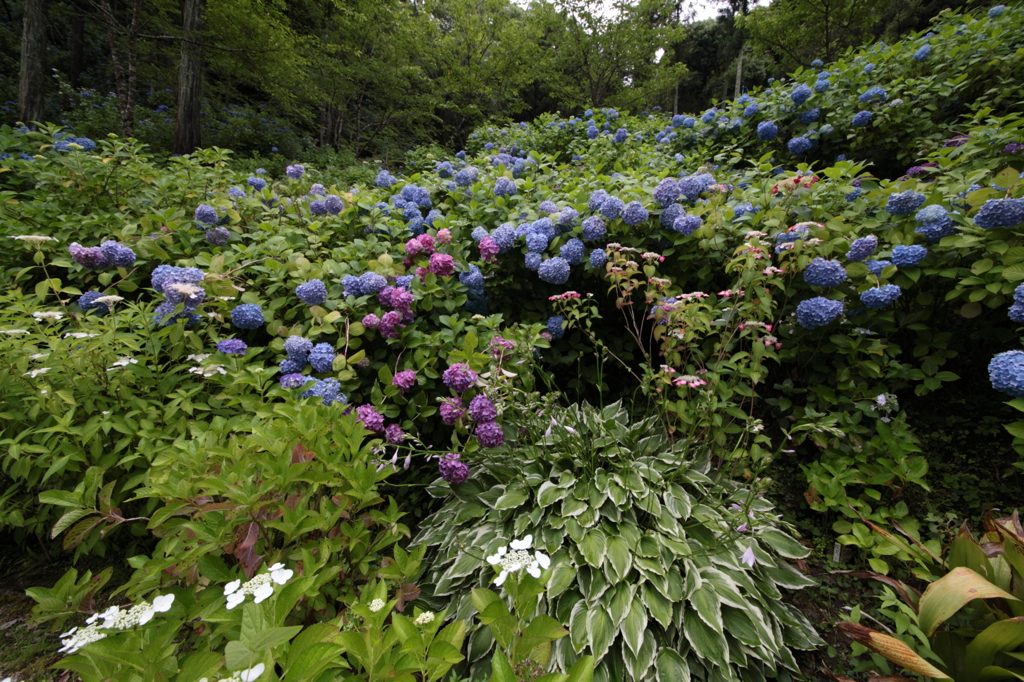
[
  {"x1": 356, "y1": 404, "x2": 385, "y2": 432},
  {"x1": 989, "y1": 351, "x2": 1024, "y2": 398},
  {"x1": 847, "y1": 236, "x2": 878, "y2": 262},
  {"x1": 891, "y1": 245, "x2": 928, "y2": 267},
  {"x1": 861, "y1": 284, "x2": 902, "y2": 309},
  {"x1": 440, "y1": 397, "x2": 465, "y2": 425},
  {"x1": 468, "y1": 394, "x2": 497, "y2": 422},
  {"x1": 296, "y1": 279, "x2": 328, "y2": 305},
  {"x1": 206, "y1": 227, "x2": 230, "y2": 246},
  {"x1": 392, "y1": 369, "x2": 417, "y2": 393},
  {"x1": 803, "y1": 258, "x2": 847, "y2": 287},
  {"x1": 479, "y1": 237, "x2": 499, "y2": 261},
  {"x1": 286, "y1": 164, "x2": 305, "y2": 180},
  {"x1": 231, "y1": 303, "x2": 265, "y2": 330},
  {"x1": 217, "y1": 339, "x2": 248, "y2": 355},
  {"x1": 796, "y1": 297, "x2": 844, "y2": 329},
  {"x1": 438, "y1": 453, "x2": 470, "y2": 485},
  {"x1": 443, "y1": 364, "x2": 478, "y2": 393},
  {"x1": 974, "y1": 199, "x2": 1024, "y2": 229},
  {"x1": 538, "y1": 257, "x2": 571, "y2": 284},
  {"x1": 475, "y1": 421, "x2": 505, "y2": 448},
  {"x1": 885, "y1": 191, "x2": 926, "y2": 215},
  {"x1": 325, "y1": 195, "x2": 344, "y2": 214},
  {"x1": 69, "y1": 243, "x2": 109, "y2": 270}
]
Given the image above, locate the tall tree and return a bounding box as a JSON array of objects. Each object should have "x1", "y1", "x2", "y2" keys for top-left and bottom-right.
[
  {"x1": 173, "y1": 0, "x2": 204, "y2": 154},
  {"x1": 98, "y1": 0, "x2": 144, "y2": 137},
  {"x1": 18, "y1": 0, "x2": 48, "y2": 126}
]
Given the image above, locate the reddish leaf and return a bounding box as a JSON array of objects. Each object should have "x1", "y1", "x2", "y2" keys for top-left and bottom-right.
[
  {"x1": 394, "y1": 583, "x2": 421, "y2": 613},
  {"x1": 238, "y1": 522, "x2": 259, "y2": 551},
  {"x1": 292, "y1": 443, "x2": 317, "y2": 464}
]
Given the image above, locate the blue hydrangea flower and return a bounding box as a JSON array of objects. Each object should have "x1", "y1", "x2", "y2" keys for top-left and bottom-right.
[
  {"x1": 587, "y1": 126, "x2": 599, "y2": 140},
  {"x1": 989, "y1": 351, "x2": 1024, "y2": 398},
  {"x1": 247, "y1": 177, "x2": 267, "y2": 192},
  {"x1": 455, "y1": 150, "x2": 467, "y2": 160},
  {"x1": 672, "y1": 215, "x2": 702, "y2": 235},
  {"x1": 79, "y1": 290, "x2": 110, "y2": 314},
  {"x1": 401, "y1": 184, "x2": 431, "y2": 208},
  {"x1": 1009, "y1": 303, "x2": 1024, "y2": 322},
  {"x1": 859, "y1": 87, "x2": 887, "y2": 103},
  {"x1": 539, "y1": 200, "x2": 558, "y2": 214},
  {"x1": 309, "y1": 183, "x2": 326, "y2": 196},
  {"x1": 864, "y1": 63, "x2": 876, "y2": 73},
  {"x1": 491, "y1": 224, "x2": 516, "y2": 252},
  {"x1": 866, "y1": 260, "x2": 892, "y2": 276},
  {"x1": 852, "y1": 111, "x2": 873, "y2": 127},
  {"x1": 847, "y1": 236, "x2": 878, "y2": 262},
  {"x1": 743, "y1": 103, "x2": 759, "y2": 117},
  {"x1": 557, "y1": 207, "x2": 579, "y2": 227},
  {"x1": 803, "y1": 258, "x2": 847, "y2": 287},
  {"x1": 436, "y1": 161, "x2": 454, "y2": 178},
  {"x1": 309, "y1": 200, "x2": 327, "y2": 216},
  {"x1": 532, "y1": 218, "x2": 555, "y2": 239},
  {"x1": 325, "y1": 195, "x2": 344, "y2": 215},
  {"x1": 799, "y1": 108, "x2": 820, "y2": 124},
  {"x1": 280, "y1": 373, "x2": 310, "y2": 389},
  {"x1": 613, "y1": 128, "x2": 629, "y2": 144},
  {"x1": 286, "y1": 164, "x2": 305, "y2": 180},
  {"x1": 913, "y1": 44, "x2": 931, "y2": 61},
  {"x1": 671, "y1": 114, "x2": 687, "y2": 127},
  {"x1": 296, "y1": 279, "x2": 328, "y2": 305},
  {"x1": 206, "y1": 227, "x2": 230, "y2": 246},
  {"x1": 281, "y1": 358, "x2": 307, "y2": 375},
  {"x1": 308, "y1": 343, "x2": 336, "y2": 373},
  {"x1": 861, "y1": 284, "x2": 902, "y2": 309},
  {"x1": 100, "y1": 241, "x2": 136, "y2": 268},
  {"x1": 547, "y1": 315, "x2": 566, "y2": 340},
  {"x1": 217, "y1": 339, "x2": 248, "y2": 355},
  {"x1": 788, "y1": 137, "x2": 813, "y2": 155},
  {"x1": 678, "y1": 173, "x2": 714, "y2": 201},
  {"x1": 600, "y1": 196, "x2": 625, "y2": 220},
  {"x1": 459, "y1": 265, "x2": 486, "y2": 293},
  {"x1": 231, "y1": 303, "x2": 264, "y2": 329},
  {"x1": 653, "y1": 178, "x2": 681, "y2": 207},
  {"x1": 797, "y1": 297, "x2": 843, "y2": 329},
  {"x1": 152, "y1": 264, "x2": 203, "y2": 292},
  {"x1": 791, "y1": 84, "x2": 812, "y2": 106},
  {"x1": 285, "y1": 335, "x2": 313, "y2": 361},
  {"x1": 588, "y1": 189, "x2": 610, "y2": 211},
  {"x1": 660, "y1": 204, "x2": 684, "y2": 229},
  {"x1": 195, "y1": 204, "x2": 219, "y2": 225},
  {"x1": 581, "y1": 216, "x2": 606, "y2": 241},
  {"x1": 227, "y1": 187, "x2": 245, "y2": 198},
  {"x1": 526, "y1": 231, "x2": 550, "y2": 252},
  {"x1": 375, "y1": 170, "x2": 398, "y2": 188},
  {"x1": 494, "y1": 177, "x2": 516, "y2": 197},
  {"x1": 538, "y1": 257, "x2": 571, "y2": 284},
  {"x1": 589, "y1": 249, "x2": 607, "y2": 268},
  {"x1": 701, "y1": 109, "x2": 717, "y2": 124},
  {"x1": 989, "y1": 5, "x2": 1006, "y2": 18},
  {"x1": 915, "y1": 218, "x2": 957, "y2": 243},
  {"x1": 886, "y1": 191, "x2": 926, "y2": 215},
  {"x1": 757, "y1": 121, "x2": 778, "y2": 141},
  {"x1": 732, "y1": 203, "x2": 757, "y2": 220},
  {"x1": 560, "y1": 238, "x2": 585, "y2": 265},
  {"x1": 811, "y1": 59, "x2": 824, "y2": 68},
  {"x1": 524, "y1": 253, "x2": 542, "y2": 270},
  {"x1": 891, "y1": 245, "x2": 928, "y2": 267},
  {"x1": 974, "y1": 198, "x2": 1024, "y2": 229},
  {"x1": 358, "y1": 272, "x2": 388, "y2": 296},
  {"x1": 622, "y1": 201, "x2": 649, "y2": 225},
  {"x1": 814, "y1": 79, "x2": 830, "y2": 94},
  {"x1": 301, "y1": 377, "x2": 346, "y2": 406},
  {"x1": 454, "y1": 166, "x2": 478, "y2": 187}
]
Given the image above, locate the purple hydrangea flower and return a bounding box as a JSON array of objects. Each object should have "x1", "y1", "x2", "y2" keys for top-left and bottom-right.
[
  {"x1": 206, "y1": 227, "x2": 230, "y2": 245},
  {"x1": 280, "y1": 373, "x2": 312, "y2": 389},
  {"x1": 286, "y1": 164, "x2": 305, "y2": 180},
  {"x1": 468, "y1": 394, "x2": 497, "y2": 422},
  {"x1": 195, "y1": 204, "x2": 219, "y2": 225},
  {"x1": 217, "y1": 339, "x2": 248, "y2": 355},
  {"x1": 438, "y1": 453, "x2": 470, "y2": 484},
  {"x1": 393, "y1": 369, "x2": 417, "y2": 393},
  {"x1": 230, "y1": 303, "x2": 264, "y2": 330},
  {"x1": 309, "y1": 200, "x2": 328, "y2": 216},
  {"x1": 429, "y1": 253, "x2": 455, "y2": 277},
  {"x1": 98, "y1": 241, "x2": 136, "y2": 268},
  {"x1": 475, "y1": 421, "x2": 505, "y2": 448},
  {"x1": 325, "y1": 195, "x2": 343, "y2": 215},
  {"x1": 363, "y1": 313, "x2": 381, "y2": 329},
  {"x1": 440, "y1": 397, "x2": 465, "y2": 425},
  {"x1": 538, "y1": 257, "x2": 571, "y2": 284},
  {"x1": 443, "y1": 364, "x2": 478, "y2": 393},
  {"x1": 356, "y1": 404, "x2": 385, "y2": 433},
  {"x1": 385, "y1": 423, "x2": 406, "y2": 444},
  {"x1": 309, "y1": 343, "x2": 335, "y2": 373},
  {"x1": 309, "y1": 183, "x2": 326, "y2": 196},
  {"x1": 69, "y1": 242, "x2": 111, "y2": 270}
]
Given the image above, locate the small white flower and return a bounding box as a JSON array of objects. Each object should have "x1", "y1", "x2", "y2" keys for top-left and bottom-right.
[
  {"x1": 93, "y1": 295, "x2": 124, "y2": 305},
  {"x1": 486, "y1": 546, "x2": 507, "y2": 565},
  {"x1": 12, "y1": 235, "x2": 56, "y2": 244},
  {"x1": 270, "y1": 566, "x2": 293, "y2": 585},
  {"x1": 413, "y1": 611, "x2": 435, "y2": 626},
  {"x1": 239, "y1": 663, "x2": 266, "y2": 682},
  {"x1": 23, "y1": 367, "x2": 49, "y2": 378},
  {"x1": 224, "y1": 579, "x2": 241, "y2": 595},
  {"x1": 167, "y1": 283, "x2": 202, "y2": 296},
  {"x1": 107, "y1": 356, "x2": 138, "y2": 371},
  {"x1": 32, "y1": 311, "x2": 64, "y2": 321},
  {"x1": 187, "y1": 353, "x2": 211, "y2": 362},
  {"x1": 1, "y1": 329, "x2": 30, "y2": 335},
  {"x1": 368, "y1": 598, "x2": 386, "y2": 613},
  {"x1": 64, "y1": 332, "x2": 98, "y2": 339},
  {"x1": 226, "y1": 592, "x2": 245, "y2": 610},
  {"x1": 252, "y1": 583, "x2": 274, "y2": 604},
  {"x1": 151, "y1": 594, "x2": 175, "y2": 613},
  {"x1": 137, "y1": 605, "x2": 156, "y2": 625},
  {"x1": 217, "y1": 296, "x2": 236, "y2": 301},
  {"x1": 29, "y1": 353, "x2": 49, "y2": 360},
  {"x1": 510, "y1": 535, "x2": 533, "y2": 551}
]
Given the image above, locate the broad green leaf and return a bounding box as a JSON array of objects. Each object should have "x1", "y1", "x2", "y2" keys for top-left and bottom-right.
[
  {"x1": 565, "y1": 655, "x2": 595, "y2": 682},
  {"x1": 682, "y1": 611, "x2": 727, "y2": 665},
  {"x1": 490, "y1": 649, "x2": 516, "y2": 682},
  {"x1": 689, "y1": 582, "x2": 723, "y2": 634},
  {"x1": 965, "y1": 617, "x2": 1024, "y2": 676},
  {"x1": 176, "y1": 652, "x2": 224, "y2": 682},
  {"x1": 918, "y1": 568, "x2": 1018, "y2": 636},
  {"x1": 606, "y1": 535, "x2": 632, "y2": 582},
  {"x1": 656, "y1": 649, "x2": 690, "y2": 682},
  {"x1": 579, "y1": 528, "x2": 607, "y2": 567},
  {"x1": 621, "y1": 598, "x2": 647, "y2": 656},
  {"x1": 587, "y1": 606, "x2": 615, "y2": 659}
]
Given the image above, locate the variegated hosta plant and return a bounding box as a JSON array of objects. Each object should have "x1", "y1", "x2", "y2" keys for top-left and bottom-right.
[{"x1": 415, "y1": 401, "x2": 824, "y2": 682}]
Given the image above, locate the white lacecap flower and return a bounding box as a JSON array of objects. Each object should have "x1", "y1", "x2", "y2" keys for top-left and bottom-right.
[
  {"x1": 12, "y1": 235, "x2": 56, "y2": 244},
  {"x1": 224, "y1": 579, "x2": 241, "y2": 595},
  {"x1": 1, "y1": 329, "x2": 30, "y2": 334},
  {"x1": 23, "y1": 368, "x2": 49, "y2": 378},
  {"x1": 224, "y1": 566, "x2": 292, "y2": 609},
  {"x1": 93, "y1": 295, "x2": 124, "y2": 305},
  {"x1": 486, "y1": 535, "x2": 552, "y2": 585},
  {"x1": 107, "y1": 357, "x2": 138, "y2": 371},
  {"x1": 369, "y1": 598, "x2": 386, "y2": 613},
  {"x1": 64, "y1": 332, "x2": 98, "y2": 338},
  {"x1": 32, "y1": 311, "x2": 64, "y2": 321},
  {"x1": 239, "y1": 663, "x2": 266, "y2": 681},
  {"x1": 187, "y1": 353, "x2": 211, "y2": 362},
  {"x1": 252, "y1": 583, "x2": 274, "y2": 604}
]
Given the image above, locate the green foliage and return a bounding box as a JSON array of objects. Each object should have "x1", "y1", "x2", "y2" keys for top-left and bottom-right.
[
  {"x1": 416, "y1": 401, "x2": 823, "y2": 682},
  {"x1": 839, "y1": 511, "x2": 1024, "y2": 680}
]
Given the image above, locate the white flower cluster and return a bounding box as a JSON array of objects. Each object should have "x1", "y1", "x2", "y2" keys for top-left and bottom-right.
[
  {"x1": 59, "y1": 594, "x2": 175, "y2": 654},
  {"x1": 486, "y1": 535, "x2": 551, "y2": 586},
  {"x1": 224, "y1": 564, "x2": 293, "y2": 609},
  {"x1": 12, "y1": 235, "x2": 56, "y2": 244},
  {"x1": 33, "y1": 311, "x2": 64, "y2": 321},
  {"x1": 65, "y1": 332, "x2": 98, "y2": 339},
  {"x1": 368, "y1": 598, "x2": 386, "y2": 613},
  {"x1": 23, "y1": 367, "x2": 49, "y2": 378},
  {"x1": 189, "y1": 364, "x2": 227, "y2": 377},
  {"x1": 107, "y1": 356, "x2": 138, "y2": 371},
  {"x1": 1, "y1": 329, "x2": 30, "y2": 335},
  {"x1": 413, "y1": 611, "x2": 435, "y2": 626},
  {"x1": 199, "y1": 663, "x2": 265, "y2": 682}
]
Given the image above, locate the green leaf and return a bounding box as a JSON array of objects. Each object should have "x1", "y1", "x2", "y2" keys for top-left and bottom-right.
[
  {"x1": 579, "y1": 528, "x2": 607, "y2": 567},
  {"x1": 245, "y1": 625, "x2": 303, "y2": 652},
  {"x1": 682, "y1": 610, "x2": 727, "y2": 663},
  {"x1": 197, "y1": 555, "x2": 235, "y2": 583},
  {"x1": 38, "y1": 490, "x2": 81, "y2": 507},
  {"x1": 176, "y1": 652, "x2": 224, "y2": 682},
  {"x1": 656, "y1": 649, "x2": 690, "y2": 682},
  {"x1": 538, "y1": 481, "x2": 569, "y2": 507},
  {"x1": 586, "y1": 606, "x2": 615, "y2": 659},
  {"x1": 918, "y1": 568, "x2": 1018, "y2": 637},
  {"x1": 621, "y1": 598, "x2": 647, "y2": 656},
  {"x1": 965, "y1": 617, "x2": 1024, "y2": 675},
  {"x1": 759, "y1": 529, "x2": 810, "y2": 559},
  {"x1": 494, "y1": 488, "x2": 529, "y2": 510},
  {"x1": 689, "y1": 582, "x2": 723, "y2": 634},
  {"x1": 565, "y1": 655, "x2": 595, "y2": 682},
  {"x1": 606, "y1": 535, "x2": 632, "y2": 582},
  {"x1": 50, "y1": 508, "x2": 95, "y2": 539},
  {"x1": 489, "y1": 649, "x2": 516, "y2": 682}
]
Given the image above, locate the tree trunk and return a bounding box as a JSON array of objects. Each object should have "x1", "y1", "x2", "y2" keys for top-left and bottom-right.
[
  {"x1": 69, "y1": 2, "x2": 84, "y2": 91},
  {"x1": 173, "y1": 0, "x2": 205, "y2": 154},
  {"x1": 101, "y1": 0, "x2": 141, "y2": 138},
  {"x1": 18, "y1": 0, "x2": 47, "y2": 127},
  {"x1": 733, "y1": 43, "x2": 744, "y2": 99}
]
